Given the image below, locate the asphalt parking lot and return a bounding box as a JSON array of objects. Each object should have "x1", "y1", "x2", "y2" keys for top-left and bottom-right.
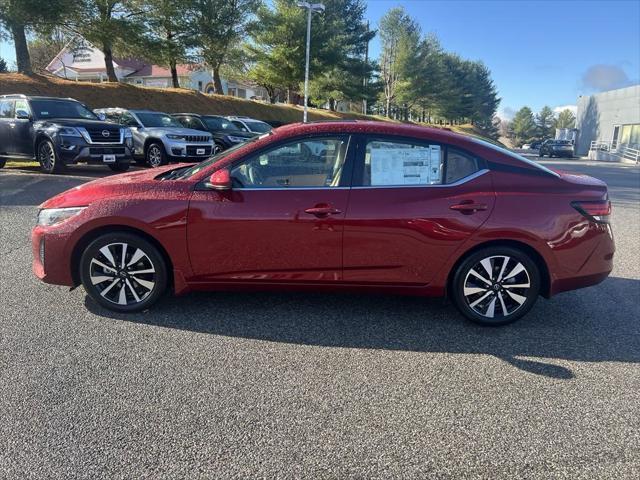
[{"x1": 1, "y1": 160, "x2": 639, "y2": 478}]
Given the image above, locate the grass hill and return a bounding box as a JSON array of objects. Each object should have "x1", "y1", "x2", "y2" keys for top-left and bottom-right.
[{"x1": 0, "y1": 73, "x2": 379, "y2": 125}]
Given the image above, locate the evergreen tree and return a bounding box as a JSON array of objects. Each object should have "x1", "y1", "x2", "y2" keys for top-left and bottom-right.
[
  {"x1": 554, "y1": 109, "x2": 576, "y2": 129},
  {"x1": 535, "y1": 106, "x2": 555, "y2": 140},
  {"x1": 510, "y1": 106, "x2": 537, "y2": 146},
  {"x1": 0, "y1": 56, "x2": 8, "y2": 73}
]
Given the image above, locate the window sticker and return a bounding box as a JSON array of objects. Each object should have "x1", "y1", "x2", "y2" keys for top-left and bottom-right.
[{"x1": 370, "y1": 144, "x2": 441, "y2": 185}]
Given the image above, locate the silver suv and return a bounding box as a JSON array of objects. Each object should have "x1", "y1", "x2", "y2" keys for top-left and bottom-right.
[{"x1": 95, "y1": 108, "x2": 214, "y2": 167}]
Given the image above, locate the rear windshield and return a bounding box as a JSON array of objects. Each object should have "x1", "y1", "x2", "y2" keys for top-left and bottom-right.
[
  {"x1": 470, "y1": 137, "x2": 560, "y2": 177},
  {"x1": 30, "y1": 100, "x2": 98, "y2": 120},
  {"x1": 204, "y1": 117, "x2": 240, "y2": 131},
  {"x1": 136, "y1": 112, "x2": 182, "y2": 128},
  {"x1": 553, "y1": 140, "x2": 572, "y2": 145}
]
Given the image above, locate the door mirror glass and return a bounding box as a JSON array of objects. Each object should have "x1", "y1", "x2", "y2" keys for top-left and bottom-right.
[
  {"x1": 96, "y1": 112, "x2": 106, "y2": 121},
  {"x1": 15, "y1": 110, "x2": 31, "y2": 120},
  {"x1": 207, "y1": 169, "x2": 232, "y2": 190}
]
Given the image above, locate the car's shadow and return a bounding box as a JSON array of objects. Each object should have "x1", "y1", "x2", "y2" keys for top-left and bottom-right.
[{"x1": 86, "y1": 276, "x2": 640, "y2": 380}]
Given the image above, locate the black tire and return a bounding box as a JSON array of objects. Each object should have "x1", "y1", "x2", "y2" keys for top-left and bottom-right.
[
  {"x1": 0, "y1": 158, "x2": 6, "y2": 169},
  {"x1": 145, "y1": 142, "x2": 167, "y2": 168},
  {"x1": 108, "y1": 162, "x2": 130, "y2": 172},
  {"x1": 213, "y1": 141, "x2": 224, "y2": 155},
  {"x1": 451, "y1": 246, "x2": 540, "y2": 326},
  {"x1": 80, "y1": 233, "x2": 168, "y2": 313},
  {"x1": 37, "y1": 139, "x2": 65, "y2": 174}
]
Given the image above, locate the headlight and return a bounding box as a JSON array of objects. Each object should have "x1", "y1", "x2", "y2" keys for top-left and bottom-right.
[
  {"x1": 227, "y1": 136, "x2": 247, "y2": 143},
  {"x1": 37, "y1": 207, "x2": 86, "y2": 227},
  {"x1": 58, "y1": 127, "x2": 82, "y2": 137},
  {"x1": 166, "y1": 134, "x2": 186, "y2": 140}
]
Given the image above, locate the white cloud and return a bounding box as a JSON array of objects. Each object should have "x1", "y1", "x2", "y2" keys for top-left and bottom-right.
[
  {"x1": 553, "y1": 105, "x2": 577, "y2": 115},
  {"x1": 582, "y1": 64, "x2": 633, "y2": 92}
]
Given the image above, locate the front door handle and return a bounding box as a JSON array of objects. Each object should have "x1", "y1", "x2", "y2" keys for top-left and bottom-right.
[
  {"x1": 304, "y1": 204, "x2": 342, "y2": 218},
  {"x1": 450, "y1": 201, "x2": 488, "y2": 214}
]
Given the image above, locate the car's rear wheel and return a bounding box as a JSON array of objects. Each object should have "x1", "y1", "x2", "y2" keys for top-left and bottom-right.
[
  {"x1": 145, "y1": 142, "x2": 167, "y2": 168},
  {"x1": 80, "y1": 233, "x2": 168, "y2": 312},
  {"x1": 38, "y1": 140, "x2": 65, "y2": 174},
  {"x1": 451, "y1": 246, "x2": 540, "y2": 326},
  {"x1": 108, "y1": 162, "x2": 130, "y2": 172}
]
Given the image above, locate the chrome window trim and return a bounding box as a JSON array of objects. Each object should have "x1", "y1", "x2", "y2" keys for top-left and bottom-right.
[
  {"x1": 232, "y1": 186, "x2": 351, "y2": 191},
  {"x1": 351, "y1": 168, "x2": 489, "y2": 189}
]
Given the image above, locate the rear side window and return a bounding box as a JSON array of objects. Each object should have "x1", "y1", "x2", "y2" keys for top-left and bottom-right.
[
  {"x1": 445, "y1": 148, "x2": 481, "y2": 184},
  {"x1": 362, "y1": 139, "x2": 443, "y2": 186},
  {"x1": 0, "y1": 100, "x2": 14, "y2": 119}
]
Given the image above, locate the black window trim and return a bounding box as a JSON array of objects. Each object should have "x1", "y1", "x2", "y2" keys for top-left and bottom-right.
[{"x1": 351, "y1": 133, "x2": 488, "y2": 189}]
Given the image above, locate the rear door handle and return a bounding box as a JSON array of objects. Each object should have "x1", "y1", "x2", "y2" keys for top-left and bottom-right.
[
  {"x1": 304, "y1": 205, "x2": 342, "y2": 217},
  {"x1": 450, "y1": 202, "x2": 488, "y2": 213}
]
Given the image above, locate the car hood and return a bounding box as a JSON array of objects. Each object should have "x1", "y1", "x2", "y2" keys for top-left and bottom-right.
[
  {"x1": 35, "y1": 118, "x2": 121, "y2": 130},
  {"x1": 140, "y1": 127, "x2": 212, "y2": 138},
  {"x1": 40, "y1": 165, "x2": 189, "y2": 209}
]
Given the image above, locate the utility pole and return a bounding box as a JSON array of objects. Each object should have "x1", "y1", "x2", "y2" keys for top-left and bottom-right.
[
  {"x1": 297, "y1": 2, "x2": 325, "y2": 123},
  {"x1": 362, "y1": 20, "x2": 369, "y2": 115}
]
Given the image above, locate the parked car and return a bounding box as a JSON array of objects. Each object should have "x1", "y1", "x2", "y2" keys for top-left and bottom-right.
[
  {"x1": 0, "y1": 95, "x2": 133, "y2": 173},
  {"x1": 94, "y1": 108, "x2": 213, "y2": 167},
  {"x1": 227, "y1": 116, "x2": 273, "y2": 134},
  {"x1": 521, "y1": 144, "x2": 531, "y2": 150},
  {"x1": 171, "y1": 114, "x2": 255, "y2": 154},
  {"x1": 31, "y1": 121, "x2": 614, "y2": 326},
  {"x1": 539, "y1": 139, "x2": 574, "y2": 158}
]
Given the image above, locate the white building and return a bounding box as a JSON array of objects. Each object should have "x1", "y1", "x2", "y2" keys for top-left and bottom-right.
[{"x1": 46, "y1": 42, "x2": 267, "y2": 100}]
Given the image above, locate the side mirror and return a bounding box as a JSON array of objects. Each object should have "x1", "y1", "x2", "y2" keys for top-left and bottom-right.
[
  {"x1": 206, "y1": 169, "x2": 232, "y2": 190},
  {"x1": 96, "y1": 112, "x2": 107, "y2": 121},
  {"x1": 16, "y1": 110, "x2": 31, "y2": 120}
]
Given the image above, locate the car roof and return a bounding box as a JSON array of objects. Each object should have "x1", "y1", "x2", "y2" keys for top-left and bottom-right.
[
  {"x1": 172, "y1": 113, "x2": 226, "y2": 119},
  {"x1": 0, "y1": 94, "x2": 79, "y2": 102}
]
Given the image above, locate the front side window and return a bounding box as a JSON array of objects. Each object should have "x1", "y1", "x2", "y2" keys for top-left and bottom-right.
[
  {"x1": 29, "y1": 100, "x2": 97, "y2": 120},
  {"x1": 204, "y1": 117, "x2": 240, "y2": 131},
  {"x1": 362, "y1": 139, "x2": 443, "y2": 186},
  {"x1": 230, "y1": 137, "x2": 349, "y2": 188},
  {"x1": 14, "y1": 100, "x2": 31, "y2": 117},
  {"x1": 120, "y1": 112, "x2": 139, "y2": 127}
]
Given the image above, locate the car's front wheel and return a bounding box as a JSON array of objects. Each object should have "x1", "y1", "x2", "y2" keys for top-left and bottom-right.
[
  {"x1": 451, "y1": 246, "x2": 540, "y2": 326},
  {"x1": 37, "y1": 139, "x2": 65, "y2": 174},
  {"x1": 145, "y1": 142, "x2": 167, "y2": 168},
  {"x1": 80, "y1": 233, "x2": 168, "y2": 312}
]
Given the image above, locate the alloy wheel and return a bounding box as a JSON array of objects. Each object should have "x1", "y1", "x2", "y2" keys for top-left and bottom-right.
[
  {"x1": 39, "y1": 142, "x2": 56, "y2": 171},
  {"x1": 88, "y1": 242, "x2": 156, "y2": 306},
  {"x1": 147, "y1": 145, "x2": 163, "y2": 167},
  {"x1": 462, "y1": 255, "x2": 532, "y2": 320}
]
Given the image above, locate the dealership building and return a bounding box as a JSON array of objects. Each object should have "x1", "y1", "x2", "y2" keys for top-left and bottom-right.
[{"x1": 575, "y1": 84, "x2": 640, "y2": 157}]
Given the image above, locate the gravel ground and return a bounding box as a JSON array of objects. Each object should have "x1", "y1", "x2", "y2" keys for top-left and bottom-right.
[{"x1": 1, "y1": 160, "x2": 639, "y2": 479}]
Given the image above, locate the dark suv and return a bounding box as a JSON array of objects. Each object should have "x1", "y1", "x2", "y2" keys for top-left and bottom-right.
[
  {"x1": 539, "y1": 139, "x2": 574, "y2": 158},
  {"x1": 0, "y1": 95, "x2": 133, "y2": 173},
  {"x1": 172, "y1": 113, "x2": 256, "y2": 154}
]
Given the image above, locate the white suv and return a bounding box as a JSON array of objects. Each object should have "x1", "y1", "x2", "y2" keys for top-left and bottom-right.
[{"x1": 227, "y1": 116, "x2": 273, "y2": 135}]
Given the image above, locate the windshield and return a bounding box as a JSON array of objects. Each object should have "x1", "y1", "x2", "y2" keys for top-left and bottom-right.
[
  {"x1": 204, "y1": 117, "x2": 240, "y2": 131},
  {"x1": 170, "y1": 134, "x2": 268, "y2": 180},
  {"x1": 246, "y1": 121, "x2": 272, "y2": 133},
  {"x1": 470, "y1": 137, "x2": 560, "y2": 177},
  {"x1": 136, "y1": 112, "x2": 183, "y2": 128},
  {"x1": 30, "y1": 100, "x2": 98, "y2": 120}
]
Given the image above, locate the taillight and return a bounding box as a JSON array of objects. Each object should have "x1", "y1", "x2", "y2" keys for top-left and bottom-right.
[{"x1": 571, "y1": 200, "x2": 611, "y2": 224}]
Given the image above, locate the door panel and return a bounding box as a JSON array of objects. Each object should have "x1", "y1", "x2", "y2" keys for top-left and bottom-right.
[
  {"x1": 10, "y1": 100, "x2": 34, "y2": 156},
  {"x1": 187, "y1": 189, "x2": 348, "y2": 282},
  {"x1": 186, "y1": 135, "x2": 353, "y2": 283},
  {"x1": 343, "y1": 136, "x2": 495, "y2": 285}
]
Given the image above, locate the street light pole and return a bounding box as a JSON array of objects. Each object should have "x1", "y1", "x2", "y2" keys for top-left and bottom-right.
[{"x1": 297, "y1": 2, "x2": 325, "y2": 123}]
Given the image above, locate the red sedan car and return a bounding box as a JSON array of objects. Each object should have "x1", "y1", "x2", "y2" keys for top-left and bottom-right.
[{"x1": 32, "y1": 121, "x2": 614, "y2": 325}]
